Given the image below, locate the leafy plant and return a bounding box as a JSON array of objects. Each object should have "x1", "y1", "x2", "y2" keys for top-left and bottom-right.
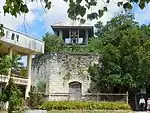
[
  {"x1": 26, "y1": 86, "x2": 45, "y2": 109},
  {"x1": 37, "y1": 81, "x2": 46, "y2": 93},
  {"x1": 63, "y1": 72, "x2": 72, "y2": 82},
  {"x1": 20, "y1": 68, "x2": 27, "y2": 78},
  {"x1": 2, "y1": 78, "x2": 22, "y2": 113},
  {"x1": 43, "y1": 33, "x2": 65, "y2": 53},
  {"x1": 39, "y1": 101, "x2": 131, "y2": 110},
  {"x1": 42, "y1": 33, "x2": 89, "y2": 53},
  {"x1": 0, "y1": 54, "x2": 24, "y2": 112}
]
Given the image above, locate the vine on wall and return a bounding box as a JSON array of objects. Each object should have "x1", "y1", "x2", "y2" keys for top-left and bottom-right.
[{"x1": 62, "y1": 56, "x2": 90, "y2": 84}]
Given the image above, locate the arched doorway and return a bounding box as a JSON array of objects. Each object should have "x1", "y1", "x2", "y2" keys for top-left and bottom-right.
[{"x1": 69, "y1": 81, "x2": 82, "y2": 100}]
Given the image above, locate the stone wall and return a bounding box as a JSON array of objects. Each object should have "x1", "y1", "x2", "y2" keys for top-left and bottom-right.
[{"x1": 31, "y1": 52, "x2": 99, "y2": 101}]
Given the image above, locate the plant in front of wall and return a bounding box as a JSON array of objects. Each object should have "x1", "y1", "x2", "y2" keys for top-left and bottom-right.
[
  {"x1": 77, "y1": 68, "x2": 88, "y2": 80},
  {"x1": 26, "y1": 86, "x2": 45, "y2": 109},
  {"x1": 37, "y1": 81, "x2": 46, "y2": 93}
]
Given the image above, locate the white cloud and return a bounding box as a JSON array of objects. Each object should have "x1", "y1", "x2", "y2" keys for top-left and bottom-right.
[
  {"x1": 0, "y1": 0, "x2": 41, "y2": 30},
  {"x1": 40, "y1": 0, "x2": 69, "y2": 32},
  {"x1": 0, "y1": 0, "x2": 149, "y2": 35},
  {"x1": 84, "y1": 0, "x2": 124, "y2": 25},
  {"x1": 37, "y1": 0, "x2": 125, "y2": 33},
  {"x1": 0, "y1": 0, "x2": 125, "y2": 32}
]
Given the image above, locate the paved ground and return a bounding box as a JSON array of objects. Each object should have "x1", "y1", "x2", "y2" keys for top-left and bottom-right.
[
  {"x1": 1, "y1": 110, "x2": 150, "y2": 113},
  {"x1": 134, "y1": 111, "x2": 150, "y2": 113}
]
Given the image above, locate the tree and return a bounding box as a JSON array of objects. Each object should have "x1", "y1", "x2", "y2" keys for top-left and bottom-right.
[
  {"x1": 2, "y1": 0, "x2": 149, "y2": 21},
  {"x1": 0, "y1": 55, "x2": 12, "y2": 75},
  {"x1": 11, "y1": 55, "x2": 23, "y2": 76},
  {"x1": 26, "y1": 86, "x2": 45, "y2": 109},
  {"x1": 94, "y1": 13, "x2": 138, "y2": 37},
  {"x1": 0, "y1": 54, "x2": 23, "y2": 112},
  {"x1": 88, "y1": 14, "x2": 150, "y2": 94},
  {"x1": 0, "y1": 0, "x2": 149, "y2": 36},
  {"x1": 0, "y1": 55, "x2": 12, "y2": 105},
  {"x1": 2, "y1": 78, "x2": 21, "y2": 113},
  {"x1": 43, "y1": 33, "x2": 65, "y2": 53}
]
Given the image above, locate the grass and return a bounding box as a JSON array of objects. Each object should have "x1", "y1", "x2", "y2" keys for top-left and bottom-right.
[{"x1": 48, "y1": 110, "x2": 132, "y2": 113}]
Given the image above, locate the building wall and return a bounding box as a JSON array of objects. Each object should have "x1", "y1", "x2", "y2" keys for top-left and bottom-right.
[
  {"x1": 0, "y1": 27, "x2": 44, "y2": 53},
  {"x1": 31, "y1": 52, "x2": 99, "y2": 101}
]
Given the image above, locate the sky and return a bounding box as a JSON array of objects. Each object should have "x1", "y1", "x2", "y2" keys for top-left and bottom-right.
[
  {"x1": 0, "y1": 0, "x2": 149, "y2": 66},
  {"x1": 0, "y1": 0, "x2": 150, "y2": 40}
]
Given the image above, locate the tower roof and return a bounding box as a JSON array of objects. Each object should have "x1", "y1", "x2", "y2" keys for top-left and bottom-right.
[{"x1": 51, "y1": 22, "x2": 93, "y2": 29}]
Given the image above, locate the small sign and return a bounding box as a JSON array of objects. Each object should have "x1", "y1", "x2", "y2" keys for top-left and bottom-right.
[{"x1": 140, "y1": 88, "x2": 146, "y2": 94}]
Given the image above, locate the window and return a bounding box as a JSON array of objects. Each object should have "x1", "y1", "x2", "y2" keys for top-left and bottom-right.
[
  {"x1": 16, "y1": 34, "x2": 19, "y2": 42},
  {"x1": 11, "y1": 33, "x2": 15, "y2": 40},
  {"x1": 6, "y1": 31, "x2": 9, "y2": 38}
]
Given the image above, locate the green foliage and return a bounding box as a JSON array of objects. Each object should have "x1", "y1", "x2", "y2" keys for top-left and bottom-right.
[
  {"x1": 0, "y1": 54, "x2": 23, "y2": 75},
  {"x1": 62, "y1": 45, "x2": 89, "y2": 53},
  {"x1": 63, "y1": 72, "x2": 72, "y2": 82},
  {"x1": 2, "y1": 0, "x2": 149, "y2": 20},
  {"x1": 11, "y1": 55, "x2": 23, "y2": 74},
  {"x1": 43, "y1": 33, "x2": 65, "y2": 53},
  {"x1": 0, "y1": 54, "x2": 24, "y2": 112},
  {"x1": 26, "y1": 86, "x2": 45, "y2": 109},
  {"x1": 39, "y1": 101, "x2": 131, "y2": 110},
  {"x1": 88, "y1": 14, "x2": 150, "y2": 93},
  {"x1": 3, "y1": 0, "x2": 51, "y2": 17},
  {"x1": 20, "y1": 68, "x2": 27, "y2": 78},
  {"x1": 0, "y1": 24, "x2": 5, "y2": 37},
  {"x1": 0, "y1": 55, "x2": 12, "y2": 75},
  {"x1": 64, "y1": 0, "x2": 149, "y2": 23},
  {"x1": 87, "y1": 38, "x2": 103, "y2": 53},
  {"x1": 37, "y1": 81, "x2": 46, "y2": 92},
  {"x1": 1, "y1": 78, "x2": 22, "y2": 113}
]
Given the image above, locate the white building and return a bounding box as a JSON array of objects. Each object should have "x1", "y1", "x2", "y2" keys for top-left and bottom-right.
[{"x1": 0, "y1": 27, "x2": 44, "y2": 98}]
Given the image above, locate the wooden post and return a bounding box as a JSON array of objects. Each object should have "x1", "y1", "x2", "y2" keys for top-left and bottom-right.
[
  {"x1": 77, "y1": 29, "x2": 79, "y2": 44},
  {"x1": 85, "y1": 29, "x2": 88, "y2": 45},
  {"x1": 96, "y1": 93, "x2": 99, "y2": 101},
  {"x1": 126, "y1": 91, "x2": 128, "y2": 104},
  {"x1": 59, "y1": 30, "x2": 63, "y2": 38},
  {"x1": 69, "y1": 29, "x2": 71, "y2": 44}
]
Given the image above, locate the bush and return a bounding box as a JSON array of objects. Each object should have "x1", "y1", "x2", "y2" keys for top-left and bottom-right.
[
  {"x1": 26, "y1": 86, "x2": 45, "y2": 109},
  {"x1": 39, "y1": 101, "x2": 131, "y2": 110}
]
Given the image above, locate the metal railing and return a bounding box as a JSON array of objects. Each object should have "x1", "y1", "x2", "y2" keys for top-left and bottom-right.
[{"x1": 49, "y1": 92, "x2": 128, "y2": 103}]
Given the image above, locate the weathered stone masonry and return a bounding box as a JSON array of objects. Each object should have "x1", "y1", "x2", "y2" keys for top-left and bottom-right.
[{"x1": 31, "y1": 52, "x2": 99, "y2": 101}]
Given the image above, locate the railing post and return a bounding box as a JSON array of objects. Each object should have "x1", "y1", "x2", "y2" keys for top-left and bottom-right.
[
  {"x1": 8, "y1": 47, "x2": 13, "y2": 80},
  {"x1": 96, "y1": 93, "x2": 98, "y2": 101},
  {"x1": 126, "y1": 91, "x2": 129, "y2": 104}
]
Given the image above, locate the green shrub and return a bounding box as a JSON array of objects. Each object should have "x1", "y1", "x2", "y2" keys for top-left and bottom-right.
[
  {"x1": 26, "y1": 86, "x2": 45, "y2": 109},
  {"x1": 39, "y1": 101, "x2": 131, "y2": 110}
]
